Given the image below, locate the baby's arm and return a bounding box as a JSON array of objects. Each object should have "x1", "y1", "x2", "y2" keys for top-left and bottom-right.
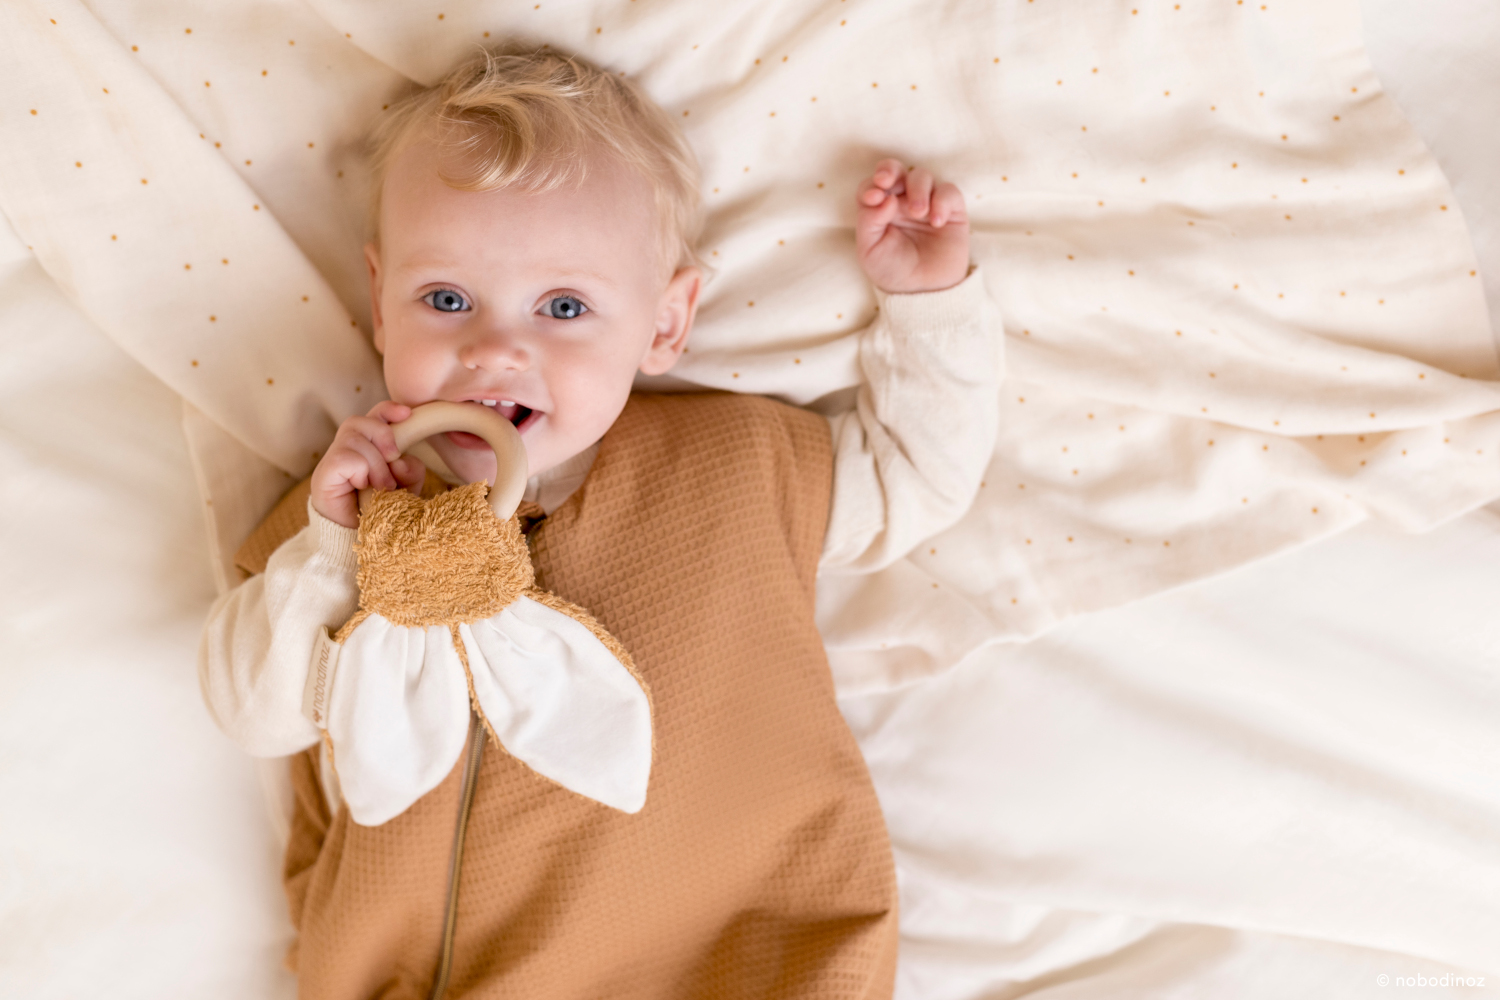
[
  {"x1": 821, "y1": 159, "x2": 1001, "y2": 572},
  {"x1": 197, "y1": 402, "x2": 425, "y2": 754},
  {"x1": 198, "y1": 511, "x2": 357, "y2": 755}
]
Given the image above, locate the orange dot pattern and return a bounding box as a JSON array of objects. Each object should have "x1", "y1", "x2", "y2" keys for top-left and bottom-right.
[{"x1": 12, "y1": 0, "x2": 1496, "y2": 655}]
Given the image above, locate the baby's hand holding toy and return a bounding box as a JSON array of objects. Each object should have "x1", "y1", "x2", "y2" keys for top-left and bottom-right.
[
  {"x1": 855, "y1": 157, "x2": 970, "y2": 294},
  {"x1": 311, "y1": 400, "x2": 428, "y2": 528}
]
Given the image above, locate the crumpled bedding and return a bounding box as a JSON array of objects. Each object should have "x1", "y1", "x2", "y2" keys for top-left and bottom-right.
[
  {"x1": 2, "y1": 0, "x2": 1498, "y2": 995},
  {"x1": 3, "y1": 0, "x2": 1497, "y2": 690}
]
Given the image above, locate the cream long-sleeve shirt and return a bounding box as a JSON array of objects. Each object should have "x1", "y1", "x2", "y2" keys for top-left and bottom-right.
[{"x1": 199, "y1": 267, "x2": 1001, "y2": 758}]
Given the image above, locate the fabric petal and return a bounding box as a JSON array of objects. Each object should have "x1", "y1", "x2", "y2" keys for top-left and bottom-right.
[
  {"x1": 460, "y1": 598, "x2": 652, "y2": 813},
  {"x1": 327, "y1": 617, "x2": 471, "y2": 826}
]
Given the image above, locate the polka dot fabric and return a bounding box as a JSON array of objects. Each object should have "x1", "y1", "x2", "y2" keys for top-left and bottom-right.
[
  {"x1": 1, "y1": 0, "x2": 1497, "y2": 686},
  {"x1": 0, "y1": 0, "x2": 384, "y2": 482}
]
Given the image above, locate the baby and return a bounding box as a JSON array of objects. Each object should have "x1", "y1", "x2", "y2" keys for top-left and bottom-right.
[{"x1": 202, "y1": 49, "x2": 999, "y2": 999}]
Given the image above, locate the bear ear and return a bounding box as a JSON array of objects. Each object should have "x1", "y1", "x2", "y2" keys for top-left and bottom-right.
[
  {"x1": 355, "y1": 481, "x2": 534, "y2": 628},
  {"x1": 354, "y1": 489, "x2": 425, "y2": 552},
  {"x1": 358, "y1": 486, "x2": 429, "y2": 529}
]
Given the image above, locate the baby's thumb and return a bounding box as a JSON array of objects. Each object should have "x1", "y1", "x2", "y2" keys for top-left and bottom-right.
[
  {"x1": 392, "y1": 455, "x2": 426, "y2": 492},
  {"x1": 855, "y1": 194, "x2": 899, "y2": 251}
]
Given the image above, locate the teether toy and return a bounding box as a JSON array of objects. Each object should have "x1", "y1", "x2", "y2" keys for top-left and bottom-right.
[{"x1": 305, "y1": 402, "x2": 652, "y2": 826}]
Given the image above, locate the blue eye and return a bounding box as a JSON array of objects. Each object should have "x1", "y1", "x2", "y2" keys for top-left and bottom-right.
[
  {"x1": 547, "y1": 295, "x2": 587, "y2": 319},
  {"x1": 424, "y1": 289, "x2": 469, "y2": 313}
]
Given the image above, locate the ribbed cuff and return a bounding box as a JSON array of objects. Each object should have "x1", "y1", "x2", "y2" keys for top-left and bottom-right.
[
  {"x1": 872, "y1": 264, "x2": 984, "y2": 333},
  {"x1": 306, "y1": 498, "x2": 359, "y2": 571}
]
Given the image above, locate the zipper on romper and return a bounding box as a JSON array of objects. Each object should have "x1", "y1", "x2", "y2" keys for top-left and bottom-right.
[{"x1": 430, "y1": 709, "x2": 486, "y2": 1000}]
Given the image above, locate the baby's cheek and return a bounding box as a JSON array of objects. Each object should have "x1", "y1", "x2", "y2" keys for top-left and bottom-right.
[
  {"x1": 562, "y1": 357, "x2": 634, "y2": 425},
  {"x1": 383, "y1": 338, "x2": 448, "y2": 404}
]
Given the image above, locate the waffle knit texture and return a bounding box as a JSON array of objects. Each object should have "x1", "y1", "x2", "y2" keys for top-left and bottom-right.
[{"x1": 240, "y1": 392, "x2": 899, "y2": 999}]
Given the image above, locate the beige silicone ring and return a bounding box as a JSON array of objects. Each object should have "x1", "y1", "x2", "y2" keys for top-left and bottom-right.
[{"x1": 357, "y1": 401, "x2": 528, "y2": 520}]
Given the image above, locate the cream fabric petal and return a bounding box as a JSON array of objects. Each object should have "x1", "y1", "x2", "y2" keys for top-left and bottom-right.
[
  {"x1": 460, "y1": 598, "x2": 652, "y2": 814},
  {"x1": 326, "y1": 618, "x2": 471, "y2": 827}
]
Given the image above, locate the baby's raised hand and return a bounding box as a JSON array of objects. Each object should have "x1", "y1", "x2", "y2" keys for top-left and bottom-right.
[
  {"x1": 855, "y1": 158, "x2": 970, "y2": 294},
  {"x1": 310, "y1": 401, "x2": 427, "y2": 529}
]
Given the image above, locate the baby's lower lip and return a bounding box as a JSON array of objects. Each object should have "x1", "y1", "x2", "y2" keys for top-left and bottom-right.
[
  {"x1": 445, "y1": 404, "x2": 539, "y2": 448},
  {"x1": 446, "y1": 430, "x2": 491, "y2": 450}
]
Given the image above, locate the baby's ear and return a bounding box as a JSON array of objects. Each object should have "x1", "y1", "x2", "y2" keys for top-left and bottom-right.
[
  {"x1": 640, "y1": 266, "x2": 700, "y2": 376},
  {"x1": 364, "y1": 243, "x2": 386, "y2": 353}
]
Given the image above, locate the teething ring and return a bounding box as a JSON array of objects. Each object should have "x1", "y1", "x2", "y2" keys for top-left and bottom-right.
[{"x1": 357, "y1": 401, "x2": 528, "y2": 520}]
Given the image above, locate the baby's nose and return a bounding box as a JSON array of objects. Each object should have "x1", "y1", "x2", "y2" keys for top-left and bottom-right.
[{"x1": 459, "y1": 327, "x2": 530, "y2": 372}]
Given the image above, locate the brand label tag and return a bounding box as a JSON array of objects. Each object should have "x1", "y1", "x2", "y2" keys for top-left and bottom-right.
[{"x1": 303, "y1": 627, "x2": 341, "y2": 729}]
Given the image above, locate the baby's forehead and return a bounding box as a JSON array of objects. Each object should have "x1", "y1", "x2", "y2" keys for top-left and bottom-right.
[
  {"x1": 382, "y1": 142, "x2": 666, "y2": 269},
  {"x1": 378, "y1": 150, "x2": 664, "y2": 291}
]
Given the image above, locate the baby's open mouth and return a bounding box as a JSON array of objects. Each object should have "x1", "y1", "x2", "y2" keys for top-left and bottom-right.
[{"x1": 446, "y1": 400, "x2": 537, "y2": 448}]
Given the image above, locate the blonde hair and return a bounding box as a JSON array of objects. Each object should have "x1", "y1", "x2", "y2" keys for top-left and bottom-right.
[{"x1": 369, "y1": 49, "x2": 702, "y2": 274}]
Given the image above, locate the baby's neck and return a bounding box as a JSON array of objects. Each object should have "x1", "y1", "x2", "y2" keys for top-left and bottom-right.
[{"x1": 522, "y1": 444, "x2": 600, "y2": 515}]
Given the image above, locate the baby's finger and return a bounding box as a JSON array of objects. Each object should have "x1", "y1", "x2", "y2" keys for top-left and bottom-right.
[
  {"x1": 871, "y1": 157, "x2": 907, "y2": 190},
  {"x1": 343, "y1": 414, "x2": 403, "y2": 463},
  {"x1": 929, "y1": 181, "x2": 967, "y2": 227},
  {"x1": 317, "y1": 447, "x2": 372, "y2": 494},
  {"x1": 367, "y1": 400, "x2": 411, "y2": 423},
  {"x1": 856, "y1": 184, "x2": 902, "y2": 247},
  {"x1": 391, "y1": 455, "x2": 426, "y2": 493},
  {"x1": 341, "y1": 435, "x2": 398, "y2": 491},
  {"x1": 856, "y1": 174, "x2": 890, "y2": 208},
  {"x1": 903, "y1": 168, "x2": 935, "y2": 220},
  {"x1": 859, "y1": 159, "x2": 910, "y2": 206}
]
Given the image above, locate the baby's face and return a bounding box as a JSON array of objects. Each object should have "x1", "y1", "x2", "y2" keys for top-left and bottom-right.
[{"x1": 368, "y1": 141, "x2": 698, "y2": 483}]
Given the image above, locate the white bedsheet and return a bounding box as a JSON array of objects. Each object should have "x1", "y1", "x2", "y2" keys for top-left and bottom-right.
[
  {"x1": 0, "y1": 215, "x2": 293, "y2": 995},
  {"x1": 2, "y1": 0, "x2": 1498, "y2": 996},
  {"x1": 1360, "y1": 0, "x2": 1500, "y2": 353},
  {"x1": 846, "y1": 504, "x2": 1500, "y2": 994}
]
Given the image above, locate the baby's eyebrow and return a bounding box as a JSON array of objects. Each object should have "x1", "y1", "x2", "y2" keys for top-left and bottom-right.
[
  {"x1": 392, "y1": 260, "x2": 467, "y2": 280},
  {"x1": 394, "y1": 262, "x2": 618, "y2": 290},
  {"x1": 544, "y1": 269, "x2": 619, "y2": 289}
]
